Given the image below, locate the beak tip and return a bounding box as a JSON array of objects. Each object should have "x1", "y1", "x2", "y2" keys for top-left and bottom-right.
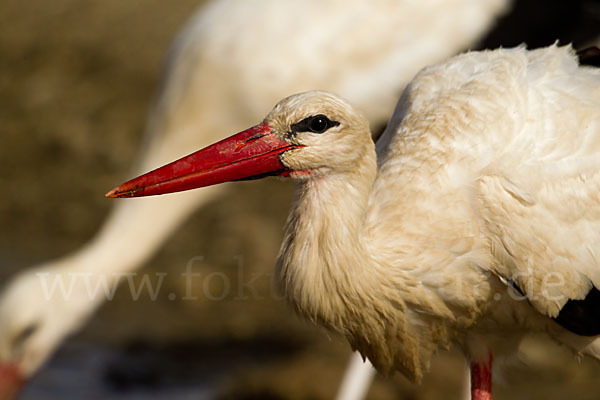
[
  {"x1": 0, "y1": 363, "x2": 24, "y2": 400},
  {"x1": 105, "y1": 186, "x2": 133, "y2": 198},
  {"x1": 105, "y1": 188, "x2": 120, "y2": 198}
]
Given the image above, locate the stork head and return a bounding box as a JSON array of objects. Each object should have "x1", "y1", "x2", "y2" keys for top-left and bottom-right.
[
  {"x1": 0, "y1": 267, "x2": 95, "y2": 398},
  {"x1": 263, "y1": 91, "x2": 372, "y2": 178},
  {"x1": 106, "y1": 91, "x2": 371, "y2": 198}
]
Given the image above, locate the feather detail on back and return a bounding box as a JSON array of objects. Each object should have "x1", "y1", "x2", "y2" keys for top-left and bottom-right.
[{"x1": 298, "y1": 44, "x2": 600, "y2": 379}]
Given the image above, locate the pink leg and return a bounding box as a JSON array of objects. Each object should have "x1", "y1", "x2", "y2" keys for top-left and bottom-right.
[{"x1": 470, "y1": 351, "x2": 492, "y2": 400}]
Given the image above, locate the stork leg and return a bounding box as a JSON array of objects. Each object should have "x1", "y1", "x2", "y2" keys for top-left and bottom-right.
[
  {"x1": 470, "y1": 352, "x2": 493, "y2": 400},
  {"x1": 334, "y1": 352, "x2": 376, "y2": 400}
]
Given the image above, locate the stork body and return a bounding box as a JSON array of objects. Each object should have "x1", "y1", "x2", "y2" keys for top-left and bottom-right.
[
  {"x1": 0, "y1": 0, "x2": 510, "y2": 393},
  {"x1": 108, "y1": 45, "x2": 600, "y2": 399}
]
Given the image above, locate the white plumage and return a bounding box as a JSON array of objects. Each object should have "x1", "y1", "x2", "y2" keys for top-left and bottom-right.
[
  {"x1": 281, "y1": 45, "x2": 600, "y2": 393},
  {"x1": 0, "y1": 0, "x2": 507, "y2": 386},
  {"x1": 350, "y1": 44, "x2": 600, "y2": 377},
  {"x1": 0, "y1": 0, "x2": 509, "y2": 391},
  {"x1": 107, "y1": 44, "x2": 600, "y2": 399}
]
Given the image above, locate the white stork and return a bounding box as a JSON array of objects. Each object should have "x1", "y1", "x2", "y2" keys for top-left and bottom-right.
[
  {"x1": 0, "y1": 0, "x2": 510, "y2": 396},
  {"x1": 106, "y1": 44, "x2": 600, "y2": 399}
]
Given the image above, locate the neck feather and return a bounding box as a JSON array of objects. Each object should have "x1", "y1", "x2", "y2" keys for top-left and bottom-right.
[
  {"x1": 274, "y1": 138, "x2": 475, "y2": 381},
  {"x1": 276, "y1": 145, "x2": 378, "y2": 329}
]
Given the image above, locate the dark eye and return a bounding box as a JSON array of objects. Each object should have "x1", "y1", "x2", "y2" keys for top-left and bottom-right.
[
  {"x1": 11, "y1": 322, "x2": 39, "y2": 352},
  {"x1": 289, "y1": 114, "x2": 340, "y2": 136},
  {"x1": 309, "y1": 115, "x2": 330, "y2": 133}
]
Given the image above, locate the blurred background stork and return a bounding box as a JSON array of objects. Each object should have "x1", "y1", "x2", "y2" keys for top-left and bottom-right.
[{"x1": 0, "y1": 0, "x2": 599, "y2": 399}]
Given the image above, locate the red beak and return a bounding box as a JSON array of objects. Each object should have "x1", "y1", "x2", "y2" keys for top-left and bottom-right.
[
  {"x1": 0, "y1": 363, "x2": 23, "y2": 400},
  {"x1": 106, "y1": 122, "x2": 300, "y2": 198}
]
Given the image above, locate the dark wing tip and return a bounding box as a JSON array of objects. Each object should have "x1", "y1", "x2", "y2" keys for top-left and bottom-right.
[{"x1": 553, "y1": 286, "x2": 600, "y2": 336}]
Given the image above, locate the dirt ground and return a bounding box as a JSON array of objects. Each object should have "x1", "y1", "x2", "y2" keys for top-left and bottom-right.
[{"x1": 1, "y1": 0, "x2": 600, "y2": 399}]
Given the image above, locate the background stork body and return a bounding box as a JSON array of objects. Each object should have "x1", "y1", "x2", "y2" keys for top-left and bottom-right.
[
  {"x1": 108, "y1": 44, "x2": 600, "y2": 399},
  {"x1": 0, "y1": 0, "x2": 510, "y2": 395}
]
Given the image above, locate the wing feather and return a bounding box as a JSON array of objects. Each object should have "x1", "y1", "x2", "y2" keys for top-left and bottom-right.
[{"x1": 476, "y1": 46, "x2": 600, "y2": 318}]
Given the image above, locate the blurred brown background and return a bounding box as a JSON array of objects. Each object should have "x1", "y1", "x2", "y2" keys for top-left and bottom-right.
[{"x1": 1, "y1": 0, "x2": 600, "y2": 399}]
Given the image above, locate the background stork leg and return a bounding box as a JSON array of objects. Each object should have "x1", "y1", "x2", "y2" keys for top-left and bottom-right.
[
  {"x1": 334, "y1": 352, "x2": 376, "y2": 400},
  {"x1": 470, "y1": 351, "x2": 493, "y2": 400}
]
